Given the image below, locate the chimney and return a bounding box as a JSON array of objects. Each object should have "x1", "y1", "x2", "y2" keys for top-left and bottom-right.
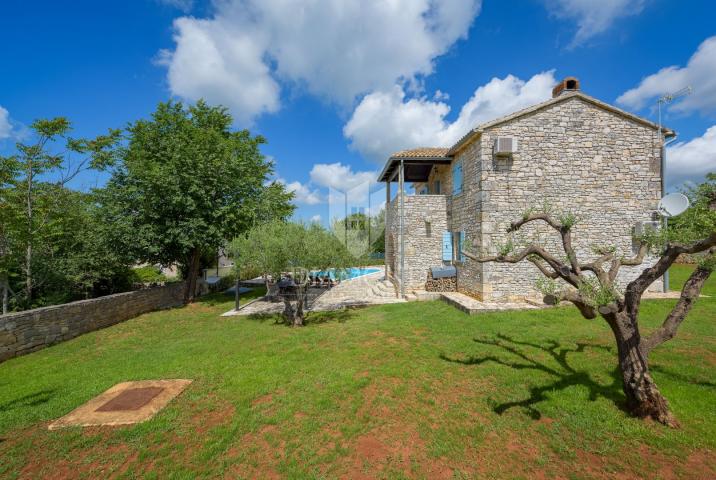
[{"x1": 552, "y1": 77, "x2": 580, "y2": 98}]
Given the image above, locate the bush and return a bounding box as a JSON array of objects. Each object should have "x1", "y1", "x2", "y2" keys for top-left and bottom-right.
[{"x1": 131, "y1": 265, "x2": 167, "y2": 284}]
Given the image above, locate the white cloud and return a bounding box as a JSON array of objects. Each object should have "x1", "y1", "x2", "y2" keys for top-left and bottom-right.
[
  {"x1": 277, "y1": 178, "x2": 323, "y2": 205},
  {"x1": 158, "y1": 18, "x2": 280, "y2": 126},
  {"x1": 544, "y1": 0, "x2": 645, "y2": 47},
  {"x1": 666, "y1": 126, "x2": 716, "y2": 185},
  {"x1": 310, "y1": 214, "x2": 322, "y2": 223},
  {"x1": 310, "y1": 163, "x2": 376, "y2": 192},
  {"x1": 0, "y1": 105, "x2": 12, "y2": 139},
  {"x1": 157, "y1": 0, "x2": 193, "y2": 12},
  {"x1": 617, "y1": 36, "x2": 716, "y2": 115},
  {"x1": 343, "y1": 71, "x2": 556, "y2": 163},
  {"x1": 160, "y1": 0, "x2": 481, "y2": 125}
]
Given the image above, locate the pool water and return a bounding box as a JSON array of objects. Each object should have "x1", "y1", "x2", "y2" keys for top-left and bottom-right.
[{"x1": 312, "y1": 267, "x2": 380, "y2": 280}]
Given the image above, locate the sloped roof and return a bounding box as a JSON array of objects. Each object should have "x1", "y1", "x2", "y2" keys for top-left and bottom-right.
[
  {"x1": 377, "y1": 148, "x2": 452, "y2": 182},
  {"x1": 379, "y1": 90, "x2": 677, "y2": 182},
  {"x1": 389, "y1": 147, "x2": 450, "y2": 159},
  {"x1": 447, "y1": 91, "x2": 676, "y2": 155}
]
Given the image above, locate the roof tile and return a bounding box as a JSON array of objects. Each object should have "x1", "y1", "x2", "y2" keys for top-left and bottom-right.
[{"x1": 390, "y1": 147, "x2": 450, "y2": 159}]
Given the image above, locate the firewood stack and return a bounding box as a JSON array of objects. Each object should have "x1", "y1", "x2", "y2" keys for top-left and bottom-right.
[{"x1": 425, "y1": 269, "x2": 456, "y2": 292}]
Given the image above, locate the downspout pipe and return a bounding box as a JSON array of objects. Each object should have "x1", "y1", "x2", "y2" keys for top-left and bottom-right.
[
  {"x1": 661, "y1": 131, "x2": 679, "y2": 293},
  {"x1": 399, "y1": 159, "x2": 405, "y2": 299}
]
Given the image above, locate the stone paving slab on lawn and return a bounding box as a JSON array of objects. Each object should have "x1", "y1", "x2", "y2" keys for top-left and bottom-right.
[
  {"x1": 48, "y1": 379, "x2": 192, "y2": 430},
  {"x1": 440, "y1": 291, "x2": 542, "y2": 314}
]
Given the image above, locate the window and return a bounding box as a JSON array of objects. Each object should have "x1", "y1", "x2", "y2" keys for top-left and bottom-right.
[
  {"x1": 452, "y1": 231, "x2": 465, "y2": 263},
  {"x1": 442, "y1": 232, "x2": 452, "y2": 261},
  {"x1": 434, "y1": 180, "x2": 441, "y2": 194},
  {"x1": 452, "y1": 160, "x2": 463, "y2": 195}
]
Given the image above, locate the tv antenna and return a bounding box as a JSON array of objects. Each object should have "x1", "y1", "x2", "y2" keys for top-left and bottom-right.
[
  {"x1": 656, "y1": 85, "x2": 692, "y2": 293},
  {"x1": 657, "y1": 86, "x2": 692, "y2": 138}
]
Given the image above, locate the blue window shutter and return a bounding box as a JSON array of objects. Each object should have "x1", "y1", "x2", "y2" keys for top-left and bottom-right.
[
  {"x1": 442, "y1": 232, "x2": 453, "y2": 261},
  {"x1": 459, "y1": 231, "x2": 466, "y2": 262},
  {"x1": 453, "y1": 161, "x2": 463, "y2": 194}
]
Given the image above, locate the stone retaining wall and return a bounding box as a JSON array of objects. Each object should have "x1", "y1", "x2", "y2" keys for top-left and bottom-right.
[{"x1": 0, "y1": 282, "x2": 186, "y2": 362}]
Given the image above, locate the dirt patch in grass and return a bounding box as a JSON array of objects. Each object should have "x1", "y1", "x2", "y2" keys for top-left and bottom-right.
[
  {"x1": 189, "y1": 399, "x2": 235, "y2": 435},
  {"x1": 340, "y1": 428, "x2": 454, "y2": 480},
  {"x1": 251, "y1": 393, "x2": 274, "y2": 406},
  {"x1": 228, "y1": 424, "x2": 284, "y2": 480},
  {"x1": 684, "y1": 449, "x2": 716, "y2": 479},
  {"x1": 15, "y1": 426, "x2": 141, "y2": 479}
]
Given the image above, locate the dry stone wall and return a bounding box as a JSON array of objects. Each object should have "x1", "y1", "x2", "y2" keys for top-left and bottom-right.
[{"x1": 0, "y1": 282, "x2": 185, "y2": 362}]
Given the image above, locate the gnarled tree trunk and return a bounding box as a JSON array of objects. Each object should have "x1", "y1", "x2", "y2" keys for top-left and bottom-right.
[
  {"x1": 604, "y1": 311, "x2": 677, "y2": 426},
  {"x1": 280, "y1": 283, "x2": 308, "y2": 327}
]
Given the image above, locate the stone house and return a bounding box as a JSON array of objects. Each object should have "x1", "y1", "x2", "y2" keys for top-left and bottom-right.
[{"x1": 378, "y1": 77, "x2": 673, "y2": 302}]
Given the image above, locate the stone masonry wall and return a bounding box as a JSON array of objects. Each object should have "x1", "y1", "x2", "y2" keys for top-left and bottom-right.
[
  {"x1": 451, "y1": 95, "x2": 663, "y2": 301},
  {"x1": 0, "y1": 282, "x2": 186, "y2": 362},
  {"x1": 387, "y1": 194, "x2": 448, "y2": 293},
  {"x1": 449, "y1": 139, "x2": 485, "y2": 298}
]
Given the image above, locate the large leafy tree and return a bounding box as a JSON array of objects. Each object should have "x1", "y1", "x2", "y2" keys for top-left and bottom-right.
[
  {"x1": 463, "y1": 175, "x2": 716, "y2": 427},
  {"x1": 98, "y1": 100, "x2": 294, "y2": 302},
  {"x1": 231, "y1": 221, "x2": 352, "y2": 326},
  {"x1": 0, "y1": 118, "x2": 118, "y2": 311}
]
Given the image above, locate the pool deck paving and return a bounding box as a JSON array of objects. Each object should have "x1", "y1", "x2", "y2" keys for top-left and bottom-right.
[
  {"x1": 223, "y1": 268, "x2": 404, "y2": 316},
  {"x1": 222, "y1": 267, "x2": 701, "y2": 318},
  {"x1": 222, "y1": 267, "x2": 543, "y2": 317}
]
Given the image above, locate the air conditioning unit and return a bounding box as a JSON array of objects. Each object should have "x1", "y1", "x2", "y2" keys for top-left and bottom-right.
[
  {"x1": 634, "y1": 221, "x2": 660, "y2": 236},
  {"x1": 494, "y1": 137, "x2": 518, "y2": 156}
]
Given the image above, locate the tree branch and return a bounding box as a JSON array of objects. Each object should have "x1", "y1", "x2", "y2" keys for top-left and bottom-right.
[
  {"x1": 508, "y1": 213, "x2": 582, "y2": 275},
  {"x1": 463, "y1": 244, "x2": 580, "y2": 287},
  {"x1": 508, "y1": 214, "x2": 562, "y2": 232},
  {"x1": 626, "y1": 234, "x2": 716, "y2": 312},
  {"x1": 528, "y1": 256, "x2": 560, "y2": 279},
  {"x1": 607, "y1": 242, "x2": 649, "y2": 284},
  {"x1": 641, "y1": 262, "x2": 713, "y2": 354},
  {"x1": 580, "y1": 251, "x2": 615, "y2": 287},
  {"x1": 543, "y1": 289, "x2": 598, "y2": 319}
]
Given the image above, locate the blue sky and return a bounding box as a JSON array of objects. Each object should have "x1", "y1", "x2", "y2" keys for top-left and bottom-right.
[{"x1": 1, "y1": 0, "x2": 715, "y2": 224}]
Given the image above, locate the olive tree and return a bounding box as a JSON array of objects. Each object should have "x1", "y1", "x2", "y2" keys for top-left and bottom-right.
[
  {"x1": 463, "y1": 175, "x2": 716, "y2": 427},
  {"x1": 231, "y1": 221, "x2": 352, "y2": 326}
]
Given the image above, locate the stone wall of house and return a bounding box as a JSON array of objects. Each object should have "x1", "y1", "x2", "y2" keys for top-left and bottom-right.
[
  {"x1": 449, "y1": 139, "x2": 485, "y2": 298},
  {"x1": 387, "y1": 194, "x2": 448, "y2": 293},
  {"x1": 451, "y1": 95, "x2": 663, "y2": 301},
  {"x1": 0, "y1": 282, "x2": 186, "y2": 362}
]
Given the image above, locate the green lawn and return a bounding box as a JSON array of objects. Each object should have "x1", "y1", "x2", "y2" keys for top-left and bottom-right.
[{"x1": 0, "y1": 266, "x2": 714, "y2": 479}]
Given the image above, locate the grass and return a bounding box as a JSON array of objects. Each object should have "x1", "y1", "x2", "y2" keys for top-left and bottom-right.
[{"x1": 0, "y1": 266, "x2": 714, "y2": 479}]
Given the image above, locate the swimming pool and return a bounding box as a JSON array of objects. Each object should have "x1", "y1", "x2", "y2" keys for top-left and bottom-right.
[{"x1": 312, "y1": 267, "x2": 381, "y2": 280}]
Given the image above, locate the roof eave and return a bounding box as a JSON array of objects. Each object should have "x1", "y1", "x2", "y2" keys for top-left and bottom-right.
[
  {"x1": 377, "y1": 156, "x2": 453, "y2": 182},
  {"x1": 446, "y1": 129, "x2": 482, "y2": 156}
]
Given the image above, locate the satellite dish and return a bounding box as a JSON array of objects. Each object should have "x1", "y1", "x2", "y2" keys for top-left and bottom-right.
[{"x1": 657, "y1": 193, "x2": 690, "y2": 218}]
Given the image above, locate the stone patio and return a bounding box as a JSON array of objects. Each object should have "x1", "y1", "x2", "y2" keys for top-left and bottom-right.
[
  {"x1": 223, "y1": 267, "x2": 404, "y2": 316},
  {"x1": 222, "y1": 267, "x2": 694, "y2": 318}
]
